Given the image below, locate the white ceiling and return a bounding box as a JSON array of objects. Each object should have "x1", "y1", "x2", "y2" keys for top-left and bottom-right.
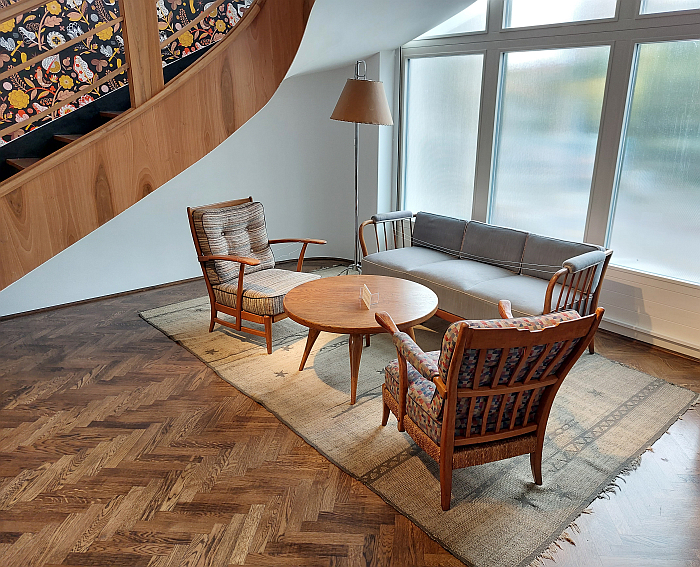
[{"x1": 287, "y1": 0, "x2": 476, "y2": 77}]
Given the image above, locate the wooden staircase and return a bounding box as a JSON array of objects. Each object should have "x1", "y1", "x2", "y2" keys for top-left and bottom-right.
[{"x1": 0, "y1": 0, "x2": 311, "y2": 291}]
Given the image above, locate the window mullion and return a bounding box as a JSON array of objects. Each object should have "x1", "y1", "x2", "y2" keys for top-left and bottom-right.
[
  {"x1": 583, "y1": 39, "x2": 636, "y2": 245},
  {"x1": 471, "y1": 48, "x2": 501, "y2": 222}
]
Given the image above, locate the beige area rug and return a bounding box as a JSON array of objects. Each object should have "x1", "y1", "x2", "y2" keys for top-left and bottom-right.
[{"x1": 140, "y1": 277, "x2": 698, "y2": 567}]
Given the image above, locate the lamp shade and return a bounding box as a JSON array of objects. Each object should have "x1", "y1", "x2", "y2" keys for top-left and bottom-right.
[{"x1": 330, "y1": 79, "x2": 394, "y2": 126}]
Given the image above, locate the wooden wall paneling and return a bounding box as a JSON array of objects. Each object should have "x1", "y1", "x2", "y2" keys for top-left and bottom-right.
[
  {"x1": 118, "y1": 0, "x2": 165, "y2": 108},
  {"x1": 0, "y1": 0, "x2": 307, "y2": 291}
]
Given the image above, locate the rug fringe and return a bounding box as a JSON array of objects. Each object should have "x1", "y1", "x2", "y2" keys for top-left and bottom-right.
[{"x1": 528, "y1": 454, "x2": 645, "y2": 566}]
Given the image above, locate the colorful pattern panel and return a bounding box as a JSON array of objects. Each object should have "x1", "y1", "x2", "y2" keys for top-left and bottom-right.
[
  {"x1": 158, "y1": 0, "x2": 251, "y2": 66},
  {"x1": 0, "y1": 0, "x2": 126, "y2": 144}
]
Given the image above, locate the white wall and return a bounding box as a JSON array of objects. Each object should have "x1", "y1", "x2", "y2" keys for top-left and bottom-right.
[{"x1": 0, "y1": 57, "x2": 394, "y2": 316}]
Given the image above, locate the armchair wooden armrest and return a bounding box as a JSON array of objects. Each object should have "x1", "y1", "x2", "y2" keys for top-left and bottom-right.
[
  {"x1": 197, "y1": 254, "x2": 261, "y2": 266},
  {"x1": 498, "y1": 299, "x2": 513, "y2": 319},
  {"x1": 268, "y1": 238, "x2": 327, "y2": 272},
  {"x1": 268, "y1": 238, "x2": 327, "y2": 245}
]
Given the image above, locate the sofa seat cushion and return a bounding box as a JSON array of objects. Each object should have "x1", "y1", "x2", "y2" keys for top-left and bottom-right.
[
  {"x1": 409, "y1": 259, "x2": 517, "y2": 294},
  {"x1": 466, "y1": 274, "x2": 564, "y2": 318},
  {"x1": 213, "y1": 269, "x2": 319, "y2": 316},
  {"x1": 362, "y1": 247, "x2": 455, "y2": 277}
]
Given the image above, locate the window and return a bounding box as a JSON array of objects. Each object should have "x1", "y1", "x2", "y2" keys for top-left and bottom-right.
[
  {"x1": 489, "y1": 46, "x2": 610, "y2": 241},
  {"x1": 504, "y1": 0, "x2": 617, "y2": 28},
  {"x1": 417, "y1": 0, "x2": 487, "y2": 39},
  {"x1": 608, "y1": 40, "x2": 700, "y2": 284},
  {"x1": 640, "y1": 0, "x2": 700, "y2": 14},
  {"x1": 403, "y1": 54, "x2": 484, "y2": 219}
]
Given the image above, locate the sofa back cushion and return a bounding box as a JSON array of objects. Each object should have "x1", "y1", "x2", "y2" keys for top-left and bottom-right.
[
  {"x1": 413, "y1": 212, "x2": 466, "y2": 257},
  {"x1": 521, "y1": 233, "x2": 603, "y2": 280},
  {"x1": 460, "y1": 221, "x2": 528, "y2": 273}
]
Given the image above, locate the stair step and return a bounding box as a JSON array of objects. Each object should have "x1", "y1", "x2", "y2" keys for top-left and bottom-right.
[
  {"x1": 6, "y1": 158, "x2": 40, "y2": 171},
  {"x1": 100, "y1": 110, "x2": 124, "y2": 119},
  {"x1": 54, "y1": 134, "x2": 83, "y2": 144}
]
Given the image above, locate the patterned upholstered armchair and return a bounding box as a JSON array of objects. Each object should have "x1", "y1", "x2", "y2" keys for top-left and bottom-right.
[
  {"x1": 375, "y1": 301, "x2": 603, "y2": 511},
  {"x1": 188, "y1": 197, "x2": 326, "y2": 353}
]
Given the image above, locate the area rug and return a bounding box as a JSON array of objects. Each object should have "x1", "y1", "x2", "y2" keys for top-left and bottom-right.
[{"x1": 140, "y1": 284, "x2": 698, "y2": 567}]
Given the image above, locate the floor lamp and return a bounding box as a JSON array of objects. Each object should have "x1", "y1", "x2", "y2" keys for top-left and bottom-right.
[{"x1": 331, "y1": 61, "x2": 393, "y2": 273}]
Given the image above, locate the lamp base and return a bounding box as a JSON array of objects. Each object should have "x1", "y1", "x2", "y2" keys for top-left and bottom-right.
[{"x1": 339, "y1": 263, "x2": 362, "y2": 275}]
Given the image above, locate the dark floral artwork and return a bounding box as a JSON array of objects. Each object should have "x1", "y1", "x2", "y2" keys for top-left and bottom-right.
[
  {"x1": 158, "y1": 0, "x2": 251, "y2": 65},
  {"x1": 0, "y1": 0, "x2": 251, "y2": 146},
  {"x1": 0, "y1": 0, "x2": 126, "y2": 145}
]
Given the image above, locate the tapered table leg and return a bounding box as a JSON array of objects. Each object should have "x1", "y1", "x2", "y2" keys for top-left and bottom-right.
[
  {"x1": 299, "y1": 328, "x2": 320, "y2": 371},
  {"x1": 349, "y1": 334, "x2": 363, "y2": 405},
  {"x1": 406, "y1": 326, "x2": 416, "y2": 341}
]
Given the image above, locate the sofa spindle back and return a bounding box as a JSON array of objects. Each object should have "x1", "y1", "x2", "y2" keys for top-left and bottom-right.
[{"x1": 359, "y1": 211, "x2": 415, "y2": 256}]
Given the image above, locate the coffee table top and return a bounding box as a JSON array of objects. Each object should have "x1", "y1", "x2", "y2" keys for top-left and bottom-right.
[{"x1": 283, "y1": 275, "x2": 438, "y2": 334}]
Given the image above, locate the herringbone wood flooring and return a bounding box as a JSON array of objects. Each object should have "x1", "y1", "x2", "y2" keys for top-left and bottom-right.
[{"x1": 0, "y1": 262, "x2": 698, "y2": 566}]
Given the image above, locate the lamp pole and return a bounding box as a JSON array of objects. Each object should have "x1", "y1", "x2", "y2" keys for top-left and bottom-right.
[{"x1": 330, "y1": 59, "x2": 393, "y2": 274}]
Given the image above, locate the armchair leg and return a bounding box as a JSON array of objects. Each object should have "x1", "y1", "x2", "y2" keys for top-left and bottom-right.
[
  {"x1": 209, "y1": 308, "x2": 217, "y2": 332},
  {"x1": 588, "y1": 336, "x2": 595, "y2": 355},
  {"x1": 530, "y1": 449, "x2": 543, "y2": 486},
  {"x1": 264, "y1": 317, "x2": 273, "y2": 354},
  {"x1": 382, "y1": 399, "x2": 390, "y2": 426},
  {"x1": 440, "y1": 458, "x2": 453, "y2": 511}
]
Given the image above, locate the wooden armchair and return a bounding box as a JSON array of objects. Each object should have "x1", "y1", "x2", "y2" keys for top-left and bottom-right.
[
  {"x1": 187, "y1": 197, "x2": 326, "y2": 353},
  {"x1": 375, "y1": 302, "x2": 603, "y2": 510}
]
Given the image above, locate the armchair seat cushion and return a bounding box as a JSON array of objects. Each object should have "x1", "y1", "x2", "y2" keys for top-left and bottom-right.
[{"x1": 213, "y1": 269, "x2": 319, "y2": 316}]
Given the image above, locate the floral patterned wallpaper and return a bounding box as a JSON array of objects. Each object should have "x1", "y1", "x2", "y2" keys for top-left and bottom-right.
[
  {"x1": 0, "y1": 0, "x2": 252, "y2": 146},
  {"x1": 0, "y1": 0, "x2": 126, "y2": 145},
  {"x1": 158, "y1": 0, "x2": 251, "y2": 65}
]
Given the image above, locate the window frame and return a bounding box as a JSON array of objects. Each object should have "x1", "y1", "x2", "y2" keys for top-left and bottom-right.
[{"x1": 399, "y1": 0, "x2": 700, "y2": 286}]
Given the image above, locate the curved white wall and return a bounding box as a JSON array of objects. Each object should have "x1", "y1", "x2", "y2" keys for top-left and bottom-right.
[{"x1": 0, "y1": 0, "x2": 474, "y2": 317}]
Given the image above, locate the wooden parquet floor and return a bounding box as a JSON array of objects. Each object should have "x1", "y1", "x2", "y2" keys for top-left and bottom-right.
[{"x1": 0, "y1": 263, "x2": 699, "y2": 567}]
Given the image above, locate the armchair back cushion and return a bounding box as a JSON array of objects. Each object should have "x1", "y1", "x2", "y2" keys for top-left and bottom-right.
[
  {"x1": 191, "y1": 201, "x2": 275, "y2": 285},
  {"x1": 403, "y1": 310, "x2": 582, "y2": 445}
]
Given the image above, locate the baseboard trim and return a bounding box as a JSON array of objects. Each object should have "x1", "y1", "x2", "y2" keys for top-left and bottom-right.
[
  {"x1": 0, "y1": 257, "x2": 352, "y2": 323},
  {"x1": 600, "y1": 319, "x2": 700, "y2": 362}
]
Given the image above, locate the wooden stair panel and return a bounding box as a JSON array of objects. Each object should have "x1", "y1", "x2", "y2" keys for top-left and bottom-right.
[
  {"x1": 99, "y1": 111, "x2": 125, "y2": 120},
  {"x1": 0, "y1": 0, "x2": 307, "y2": 291},
  {"x1": 53, "y1": 134, "x2": 83, "y2": 145},
  {"x1": 6, "y1": 158, "x2": 40, "y2": 171}
]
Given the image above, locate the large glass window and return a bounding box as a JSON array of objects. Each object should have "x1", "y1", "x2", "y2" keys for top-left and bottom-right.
[
  {"x1": 641, "y1": 0, "x2": 700, "y2": 14},
  {"x1": 505, "y1": 0, "x2": 617, "y2": 28},
  {"x1": 403, "y1": 54, "x2": 484, "y2": 219},
  {"x1": 489, "y1": 46, "x2": 610, "y2": 241},
  {"x1": 417, "y1": 0, "x2": 487, "y2": 39},
  {"x1": 608, "y1": 40, "x2": 700, "y2": 284}
]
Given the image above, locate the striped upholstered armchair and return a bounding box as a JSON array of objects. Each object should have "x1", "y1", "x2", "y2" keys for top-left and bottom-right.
[
  {"x1": 188, "y1": 197, "x2": 325, "y2": 353},
  {"x1": 375, "y1": 301, "x2": 603, "y2": 511}
]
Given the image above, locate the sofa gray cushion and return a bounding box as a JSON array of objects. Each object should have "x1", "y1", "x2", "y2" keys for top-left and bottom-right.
[
  {"x1": 362, "y1": 247, "x2": 454, "y2": 278},
  {"x1": 467, "y1": 274, "x2": 563, "y2": 318},
  {"x1": 461, "y1": 221, "x2": 528, "y2": 273},
  {"x1": 410, "y1": 259, "x2": 517, "y2": 294},
  {"x1": 521, "y1": 234, "x2": 603, "y2": 280},
  {"x1": 413, "y1": 212, "x2": 466, "y2": 256}
]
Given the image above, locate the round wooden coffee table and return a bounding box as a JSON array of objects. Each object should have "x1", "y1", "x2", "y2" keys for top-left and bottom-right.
[{"x1": 283, "y1": 275, "x2": 438, "y2": 404}]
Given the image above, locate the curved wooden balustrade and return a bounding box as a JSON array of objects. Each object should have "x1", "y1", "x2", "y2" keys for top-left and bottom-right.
[{"x1": 0, "y1": 0, "x2": 312, "y2": 290}]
